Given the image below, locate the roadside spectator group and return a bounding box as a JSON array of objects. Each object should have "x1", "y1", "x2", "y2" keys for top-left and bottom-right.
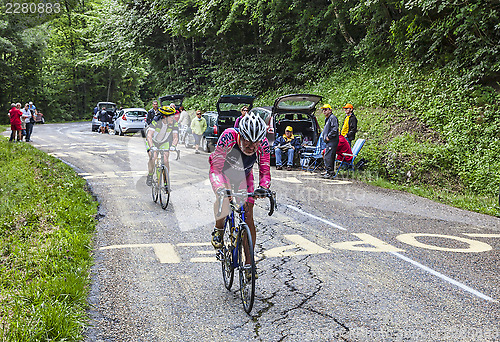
[
  {"x1": 271, "y1": 102, "x2": 358, "y2": 178},
  {"x1": 8, "y1": 102, "x2": 39, "y2": 142},
  {"x1": 144, "y1": 99, "x2": 358, "y2": 178}
]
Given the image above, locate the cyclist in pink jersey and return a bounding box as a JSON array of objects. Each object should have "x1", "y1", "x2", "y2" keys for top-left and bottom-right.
[{"x1": 209, "y1": 112, "x2": 271, "y2": 250}]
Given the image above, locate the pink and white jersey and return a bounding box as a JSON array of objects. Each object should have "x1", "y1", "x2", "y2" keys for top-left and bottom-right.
[{"x1": 209, "y1": 128, "x2": 271, "y2": 198}]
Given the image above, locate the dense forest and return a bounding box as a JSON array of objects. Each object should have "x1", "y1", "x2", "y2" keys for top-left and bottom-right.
[
  {"x1": 2, "y1": 0, "x2": 498, "y2": 118},
  {"x1": 1, "y1": 0, "x2": 499, "y2": 204}
]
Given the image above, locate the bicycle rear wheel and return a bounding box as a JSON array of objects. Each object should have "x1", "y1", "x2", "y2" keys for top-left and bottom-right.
[
  {"x1": 238, "y1": 223, "x2": 255, "y2": 314},
  {"x1": 151, "y1": 168, "x2": 158, "y2": 203},
  {"x1": 159, "y1": 165, "x2": 170, "y2": 209},
  {"x1": 221, "y1": 217, "x2": 234, "y2": 290}
]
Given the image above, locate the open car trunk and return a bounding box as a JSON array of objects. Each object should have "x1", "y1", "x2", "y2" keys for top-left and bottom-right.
[
  {"x1": 159, "y1": 94, "x2": 185, "y2": 110},
  {"x1": 216, "y1": 95, "x2": 255, "y2": 134},
  {"x1": 272, "y1": 94, "x2": 322, "y2": 147}
]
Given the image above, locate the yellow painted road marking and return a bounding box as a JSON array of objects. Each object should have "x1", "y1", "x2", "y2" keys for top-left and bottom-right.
[
  {"x1": 331, "y1": 233, "x2": 404, "y2": 252},
  {"x1": 100, "y1": 243, "x2": 181, "y2": 263},
  {"x1": 264, "y1": 234, "x2": 330, "y2": 257},
  {"x1": 396, "y1": 233, "x2": 492, "y2": 253}
]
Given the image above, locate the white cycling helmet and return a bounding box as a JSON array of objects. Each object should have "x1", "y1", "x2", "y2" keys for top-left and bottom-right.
[{"x1": 238, "y1": 112, "x2": 267, "y2": 142}]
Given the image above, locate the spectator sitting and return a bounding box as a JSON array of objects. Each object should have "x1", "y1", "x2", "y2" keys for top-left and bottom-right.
[
  {"x1": 273, "y1": 126, "x2": 301, "y2": 171},
  {"x1": 335, "y1": 135, "x2": 353, "y2": 164}
]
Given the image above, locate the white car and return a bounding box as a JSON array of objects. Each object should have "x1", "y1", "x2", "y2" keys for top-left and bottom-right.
[{"x1": 114, "y1": 108, "x2": 147, "y2": 136}]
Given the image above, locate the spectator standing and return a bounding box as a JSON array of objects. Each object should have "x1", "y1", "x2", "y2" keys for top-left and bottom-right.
[
  {"x1": 20, "y1": 107, "x2": 26, "y2": 141},
  {"x1": 273, "y1": 126, "x2": 301, "y2": 170},
  {"x1": 8, "y1": 103, "x2": 22, "y2": 142},
  {"x1": 21, "y1": 103, "x2": 35, "y2": 142},
  {"x1": 340, "y1": 103, "x2": 357, "y2": 145},
  {"x1": 320, "y1": 104, "x2": 339, "y2": 179},
  {"x1": 234, "y1": 106, "x2": 249, "y2": 128},
  {"x1": 170, "y1": 103, "x2": 180, "y2": 122},
  {"x1": 98, "y1": 107, "x2": 109, "y2": 133},
  {"x1": 146, "y1": 100, "x2": 160, "y2": 125},
  {"x1": 190, "y1": 110, "x2": 207, "y2": 154},
  {"x1": 178, "y1": 106, "x2": 190, "y2": 127},
  {"x1": 178, "y1": 106, "x2": 191, "y2": 143}
]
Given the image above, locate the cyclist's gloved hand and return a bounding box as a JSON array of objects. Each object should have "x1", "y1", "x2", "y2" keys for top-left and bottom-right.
[
  {"x1": 254, "y1": 187, "x2": 269, "y2": 198},
  {"x1": 170, "y1": 146, "x2": 176, "y2": 151},
  {"x1": 150, "y1": 146, "x2": 158, "y2": 152}
]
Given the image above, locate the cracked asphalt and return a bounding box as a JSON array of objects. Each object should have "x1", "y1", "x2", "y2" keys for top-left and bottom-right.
[{"x1": 21, "y1": 122, "x2": 500, "y2": 341}]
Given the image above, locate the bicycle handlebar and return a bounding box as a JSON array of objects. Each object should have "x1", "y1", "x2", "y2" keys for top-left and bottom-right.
[
  {"x1": 216, "y1": 188, "x2": 276, "y2": 217},
  {"x1": 149, "y1": 146, "x2": 181, "y2": 160}
]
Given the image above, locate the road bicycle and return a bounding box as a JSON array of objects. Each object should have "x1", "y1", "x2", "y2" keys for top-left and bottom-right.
[
  {"x1": 215, "y1": 188, "x2": 276, "y2": 314},
  {"x1": 150, "y1": 147, "x2": 180, "y2": 209}
]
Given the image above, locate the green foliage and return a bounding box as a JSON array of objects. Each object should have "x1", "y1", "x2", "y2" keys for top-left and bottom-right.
[{"x1": 0, "y1": 139, "x2": 97, "y2": 340}]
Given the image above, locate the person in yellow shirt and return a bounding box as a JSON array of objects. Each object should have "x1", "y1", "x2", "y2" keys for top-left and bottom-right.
[{"x1": 340, "y1": 103, "x2": 358, "y2": 146}]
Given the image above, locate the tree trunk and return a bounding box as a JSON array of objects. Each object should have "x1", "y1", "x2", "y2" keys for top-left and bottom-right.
[{"x1": 331, "y1": 1, "x2": 356, "y2": 46}]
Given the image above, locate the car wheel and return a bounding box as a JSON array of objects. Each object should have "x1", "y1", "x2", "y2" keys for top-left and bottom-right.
[
  {"x1": 119, "y1": 126, "x2": 124, "y2": 136},
  {"x1": 141, "y1": 129, "x2": 146, "y2": 138}
]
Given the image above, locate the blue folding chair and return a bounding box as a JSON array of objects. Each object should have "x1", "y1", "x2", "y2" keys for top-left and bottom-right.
[
  {"x1": 300, "y1": 136, "x2": 326, "y2": 172},
  {"x1": 333, "y1": 138, "x2": 366, "y2": 178}
]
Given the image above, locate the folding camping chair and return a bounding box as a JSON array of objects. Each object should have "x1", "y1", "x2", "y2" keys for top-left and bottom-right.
[
  {"x1": 300, "y1": 136, "x2": 326, "y2": 172},
  {"x1": 333, "y1": 138, "x2": 366, "y2": 178}
]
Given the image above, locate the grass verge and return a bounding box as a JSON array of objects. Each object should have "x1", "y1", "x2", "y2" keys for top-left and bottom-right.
[{"x1": 0, "y1": 138, "x2": 97, "y2": 341}]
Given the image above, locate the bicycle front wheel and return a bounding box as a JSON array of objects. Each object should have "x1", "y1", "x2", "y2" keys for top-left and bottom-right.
[
  {"x1": 151, "y1": 168, "x2": 159, "y2": 203},
  {"x1": 159, "y1": 165, "x2": 170, "y2": 209},
  {"x1": 221, "y1": 217, "x2": 234, "y2": 290},
  {"x1": 238, "y1": 223, "x2": 255, "y2": 314}
]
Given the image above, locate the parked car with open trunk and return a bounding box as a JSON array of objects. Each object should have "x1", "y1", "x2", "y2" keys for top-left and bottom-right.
[{"x1": 215, "y1": 95, "x2": 255, "y2": 142}]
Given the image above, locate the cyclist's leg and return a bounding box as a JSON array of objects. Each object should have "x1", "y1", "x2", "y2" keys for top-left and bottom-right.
[
  {"x1": 212, "y1": 180, "x2": 231, "y2": 248},
  {"x1": 160, "y1": 142, "x2": 170, "y2": 171},
  {"x1": 146, "y1": 145, "x2": 157, "y2": 186}
]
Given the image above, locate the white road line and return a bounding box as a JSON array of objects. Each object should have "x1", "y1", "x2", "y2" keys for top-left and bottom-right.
[
  {"x1": 286, "y1": 204, "x2": 347, "y2": 231},
  {"x1": 286, "y1": 204, "x2": 497, "y2": 302},
  {"x1": 390, "y1": 251, "x2": 497, "y2": 302}
]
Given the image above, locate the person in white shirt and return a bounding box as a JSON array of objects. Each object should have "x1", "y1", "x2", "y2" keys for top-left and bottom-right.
[
  {"x1": 178, "y1": 106, "x2": 191, "y2": 143},
  {"x1": 21, "y1": 103, "x2": 35, "y2": 142}
]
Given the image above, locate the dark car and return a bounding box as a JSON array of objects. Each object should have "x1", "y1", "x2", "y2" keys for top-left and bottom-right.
[
  {"x1": 92, "y1": 102, "x2": 117, "y2": 132},
  {"x1": 159, "y1": 94, "x2": 184, "y2": 111},
  {"x1": 215, "y1": 95, "x2": 255, "y2": 140},
  {"x1": 201, "y1": 110, "x2": 218, "y2": 152}
]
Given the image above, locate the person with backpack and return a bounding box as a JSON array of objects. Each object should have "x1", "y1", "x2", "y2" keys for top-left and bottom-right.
[{"x1": 99, "y1": 107, "x2": 110, "y2": 134}]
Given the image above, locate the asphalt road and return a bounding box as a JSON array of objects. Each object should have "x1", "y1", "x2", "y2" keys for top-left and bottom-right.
[{"x1": 22, "y1": 122, "x2": 500, "y2": 341}]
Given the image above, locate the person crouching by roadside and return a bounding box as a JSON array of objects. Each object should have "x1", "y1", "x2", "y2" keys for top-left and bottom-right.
[
  {"x1": 273, "y1": 126, "x2": 301, "y2": 171},
  {"x1": 8, "y1": 103, "x2": 22, "y2": 142},
  {"x1": 190, "y1": 110, "x2": 207, "y2": 154}
]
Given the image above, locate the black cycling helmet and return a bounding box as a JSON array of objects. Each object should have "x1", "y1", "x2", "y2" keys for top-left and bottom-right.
[{"x1": 159, "y1": 105, "x2": 176, "y2": 116}]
